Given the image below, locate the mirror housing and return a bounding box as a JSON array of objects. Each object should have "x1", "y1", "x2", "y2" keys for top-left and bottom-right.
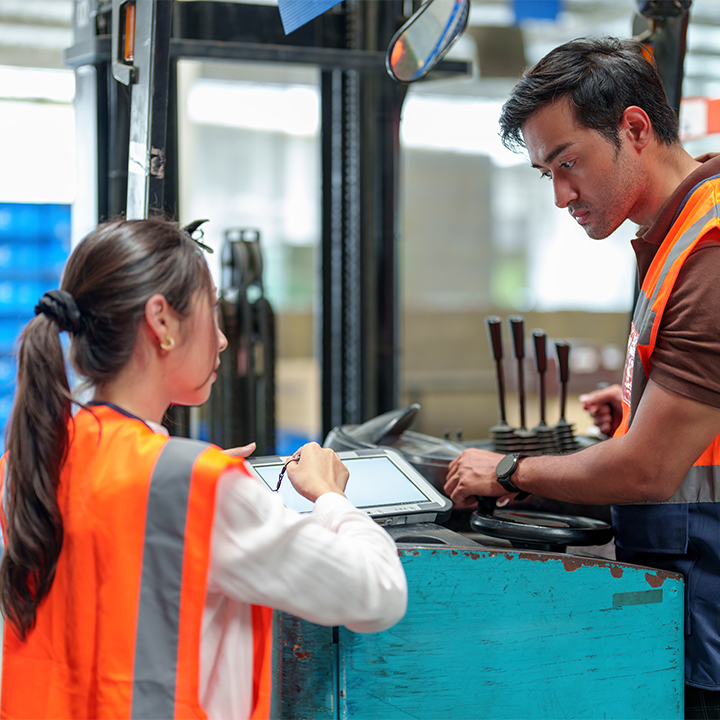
[{"x1": 386, "y1": 0, "x2": 470, "y2": 83}]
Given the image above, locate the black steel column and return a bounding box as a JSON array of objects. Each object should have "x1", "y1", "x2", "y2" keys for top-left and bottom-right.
[
  {"x1": 163, "y1": 57, "x2": 180, "y2": 221},
  {"x1": 321, "y1": 68, "x2": 349, "y2": 431},
  {"x1": 124, "y1": 0, "x2": 173, "y2": 219},
  {"x1": 367, "y1": 75, "x2": 407, "y2": 422},
  {"x1": 106, "y1": 64, "x2": 131, "y2": 219},
  {"x1": 320, "y1": 0, "x2": 406, "y2": 437}
]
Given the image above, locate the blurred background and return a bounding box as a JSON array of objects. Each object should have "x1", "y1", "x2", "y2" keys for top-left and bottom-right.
[{"x1": 1, "y1": 0, "x2": 719, "y2": 450}]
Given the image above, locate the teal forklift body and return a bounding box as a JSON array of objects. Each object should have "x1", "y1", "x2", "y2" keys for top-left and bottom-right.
[{"x1": 272, "y1": 545, "x2": 684, "y2": 719}]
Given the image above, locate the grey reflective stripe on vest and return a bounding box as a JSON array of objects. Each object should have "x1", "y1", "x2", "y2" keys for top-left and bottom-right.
[
  {"x1": 627, "y1": 290, "x2": 651, "y2": 427},
  {"x1": 131, "y1": 437, "x2": 208, "y2": 720},
  {"x1": 670, "y1": 465, "x2": 720, "y2": 503},
  {"x1": 646, "y1": 203, "x2": 720, "y2": 311},
  {"x1": 635, "y1": 465, "x2": 720, "y2": 504}
]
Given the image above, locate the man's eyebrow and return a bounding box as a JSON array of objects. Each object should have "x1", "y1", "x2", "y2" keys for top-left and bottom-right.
[{"x1": 531, "y1": 142, "x2": 574, "y2": 169}]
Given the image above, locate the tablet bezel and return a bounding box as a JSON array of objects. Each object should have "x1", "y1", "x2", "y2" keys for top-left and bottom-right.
[{"x1": 247, "y1": 447, "x2": 452, "y2": 525}]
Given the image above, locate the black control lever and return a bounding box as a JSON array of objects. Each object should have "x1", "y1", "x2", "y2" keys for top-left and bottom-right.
[
  {"x1": 556, "y1": 341, "x2": 570, "y2": 421},
  {"x1": 509, "y1": 316, "x2": 526, "y2": 429},
  {"x1": 485, "y1": 317, "x2": 508, "y2": 427},
  {"x1": 476, "y1": 496, "x2": 498, "y2": 516},
  {"x1": 532, "y1": 329, "x2": 548, "y2": 427}
]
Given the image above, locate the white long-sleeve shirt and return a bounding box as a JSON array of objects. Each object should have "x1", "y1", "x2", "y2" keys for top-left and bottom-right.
[{"x1": 199, "y1": 468, "x2": 408, "y2": 720}]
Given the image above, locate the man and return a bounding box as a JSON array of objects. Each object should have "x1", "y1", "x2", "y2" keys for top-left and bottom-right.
[{"x1": 444, "y1": 37, "x2": 720, "y2": 719}]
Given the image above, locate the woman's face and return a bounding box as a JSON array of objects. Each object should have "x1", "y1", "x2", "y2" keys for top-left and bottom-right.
[{"x1": 168, "y1": 284, "x2": 228, "y2": 407}]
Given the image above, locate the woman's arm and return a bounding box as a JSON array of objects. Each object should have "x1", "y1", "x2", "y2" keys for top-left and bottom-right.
[{"x1": 207, "y1": 469, "x2": 407, "y2": 633}]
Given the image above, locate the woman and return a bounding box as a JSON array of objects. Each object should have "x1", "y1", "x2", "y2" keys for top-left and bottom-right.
[{"x1": 0, "y1": 218, "x2": 407, "y2": 719}]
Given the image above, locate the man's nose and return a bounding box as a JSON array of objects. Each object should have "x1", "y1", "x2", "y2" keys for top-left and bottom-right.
[{"x1": 553, "y1": 178, "x2": 578, "y2": 209}]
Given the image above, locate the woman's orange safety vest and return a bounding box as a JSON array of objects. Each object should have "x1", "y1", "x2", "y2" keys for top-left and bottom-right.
[{"x1": 0, "y1": 404, "x2": 273, "y2": 719}]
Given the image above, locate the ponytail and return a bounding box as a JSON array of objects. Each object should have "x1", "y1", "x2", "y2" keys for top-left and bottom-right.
[{"x1": 1, "y1": 310, "x2": 74, "y2": 639}]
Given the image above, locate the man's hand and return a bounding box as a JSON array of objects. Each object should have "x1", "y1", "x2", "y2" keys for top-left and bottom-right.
[
  {"x1": 444, "y1": 448, "x2": 515, "y2": 509},
  {"x1": 580, "y1": 384, "x2": 623, "y2": 436}
]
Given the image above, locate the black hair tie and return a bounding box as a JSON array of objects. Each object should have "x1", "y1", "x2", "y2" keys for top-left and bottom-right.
[{"x1": 34, "y1": 290, "x2": 83, "y2": 335}]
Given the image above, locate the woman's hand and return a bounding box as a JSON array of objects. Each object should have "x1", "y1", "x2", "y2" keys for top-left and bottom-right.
[
  {"x1": 223, "y1": 442, "x2": 256, "y2": 458},
  {"x1": 285, "y1": 442, "x2": 349, "y2": 503}
]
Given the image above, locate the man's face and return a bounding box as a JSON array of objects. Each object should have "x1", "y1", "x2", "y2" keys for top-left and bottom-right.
[{"x1": 522, "y1": 98, "x2": 647, "y2": 239}]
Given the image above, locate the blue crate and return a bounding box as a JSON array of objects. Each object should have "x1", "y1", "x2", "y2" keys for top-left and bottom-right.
[
  {"x1": 0, "y1": 242, "x2": 66, "y2": 277},
  {"x1": 0, "y1": 204, "x2": 42, "y2": 242},
  {"x1": 0, "y1": 203, "x2": 71, "y2": 245},
  {"x1": 0, "y1": 390, "x2": 15, "y2": 432},
  {"x1": 0, "y1": 280, "x2": 49, "y2": 313},
  {"x1": 0, "y1": 204, "x2": 71, "y2": 452},
  {"x1": 0, "y1": 315, "x2": 32, "y2": 352},
  {"x1": 0, "y1": 204, "x2": 70, "y2": 280},
  {"x1": 41, "y1": 204, "x2": 72, "y2": 244},
  {"x1": 0, "y1": 354, "x2": 16, "y2": 388}
]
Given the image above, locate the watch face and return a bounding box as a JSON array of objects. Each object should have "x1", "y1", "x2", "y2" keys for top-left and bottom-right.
[{"x1": 496, "y1": 453, "x2": 516, "y2": 478}]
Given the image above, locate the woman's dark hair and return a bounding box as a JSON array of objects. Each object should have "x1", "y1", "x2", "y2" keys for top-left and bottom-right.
[
  {"x1": 0, "y1": 217, "x2": 213, "y2": 639},
  {"x1": 500, "y1": 37, "x2": 679, "y2": 152}
]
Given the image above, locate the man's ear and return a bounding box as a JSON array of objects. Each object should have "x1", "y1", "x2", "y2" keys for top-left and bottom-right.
[
  {"x1": 144, "y1": 293, "x2": 173, "y2": 345},
  {"x1": 621, "y1": 106, "x2": 652, "y2": 150}
]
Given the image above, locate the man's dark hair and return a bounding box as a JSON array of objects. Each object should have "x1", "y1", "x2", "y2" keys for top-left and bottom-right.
[{"x1": 499, "y1": 37, "x2": 679, "y2": 152}]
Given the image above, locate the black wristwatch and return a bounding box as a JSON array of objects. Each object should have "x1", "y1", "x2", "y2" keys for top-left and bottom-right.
[{"x1": 495, "y1": 453, "x2": 529, "y2": 500}]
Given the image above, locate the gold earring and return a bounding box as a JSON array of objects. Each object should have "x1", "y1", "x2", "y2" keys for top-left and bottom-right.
[{"x1": 160, "y1": 336, "x2": 175, "y2": 351}]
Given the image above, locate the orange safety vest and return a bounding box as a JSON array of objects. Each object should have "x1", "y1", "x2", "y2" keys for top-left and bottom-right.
[
  {"x1": 616, "y1": 174, "x2": 720, "y2": 498},
  {"x1": 613, "y1": 173, "x2": 720, "y2": 687},
  {"x1": 0, "y1": 404, "x2": 273, "y2": 719}
]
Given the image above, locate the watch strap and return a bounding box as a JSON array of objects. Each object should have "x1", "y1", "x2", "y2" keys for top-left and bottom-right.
[{"x1": 496, "y1": 453, "x2": 529, "y2": 500}]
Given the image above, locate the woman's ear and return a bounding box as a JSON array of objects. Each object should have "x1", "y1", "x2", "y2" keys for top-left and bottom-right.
[{"x1": 144, "y1": 294, "x2": 173, "y2": 347}]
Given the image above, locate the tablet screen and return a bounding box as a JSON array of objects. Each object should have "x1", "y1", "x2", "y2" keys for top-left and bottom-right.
[{"x1": 252, "y1": 455, "x2": 431, "y2": 514}]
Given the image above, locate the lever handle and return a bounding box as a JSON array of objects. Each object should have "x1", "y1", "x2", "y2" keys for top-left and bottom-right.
[
  {"x1": 476, "y1": 496, "x2": 497, "y2": 516},
  {"x1": 532, "y1": 330, "x2": 547, "y2": 373},
  {"x1": 508, "y1": 316, "x2": 525, "y2": 359},
  {"x1": 485, "y1": 316, "x2": 503, "y2": 361},
  {"x1": 555, "y1": 342, "x2": 570, "y2": 384}
]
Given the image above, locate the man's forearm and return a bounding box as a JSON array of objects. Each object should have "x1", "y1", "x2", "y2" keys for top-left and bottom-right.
[{"x1": 511, "y1": 436, "x2": 674, "y2": 505}]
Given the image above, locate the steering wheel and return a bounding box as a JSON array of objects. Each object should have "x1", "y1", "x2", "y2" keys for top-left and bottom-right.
[{"x1": 470, "y1": 497, "x2": 614, "y2": 553}]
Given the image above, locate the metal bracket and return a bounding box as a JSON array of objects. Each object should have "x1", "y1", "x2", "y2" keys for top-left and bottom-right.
[{"x1": 111, "y1": 0, "x2": 136, "y2": 85}]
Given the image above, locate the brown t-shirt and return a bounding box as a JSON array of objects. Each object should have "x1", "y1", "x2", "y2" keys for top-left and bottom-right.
[{"x1": 632, "y1": 153, "x2": 720, "y2": 408}]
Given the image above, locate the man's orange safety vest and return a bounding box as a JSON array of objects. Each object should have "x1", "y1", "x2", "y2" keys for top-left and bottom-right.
[
  {"x1": 613, "y1": 173, "x2": 720, "y2": 688},
  {"x1": 616, "y1": 174, "x2": 720, "y2": 491},
  {"x1": 0, "y1": 404, "x2": 273, "y2": 719}
]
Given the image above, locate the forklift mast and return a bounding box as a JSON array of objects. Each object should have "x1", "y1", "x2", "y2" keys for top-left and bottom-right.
[{"x1": 66, "y1": 0, "x2": 460, "y2": 439}]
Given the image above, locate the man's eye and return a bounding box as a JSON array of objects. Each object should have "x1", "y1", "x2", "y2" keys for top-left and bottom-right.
[
  {"x1": 540, "y1": 171, "x2": 552, "y2": 180},
  {"x1": 560, "y1": 159, "x2": 576, "y2": 170}
]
